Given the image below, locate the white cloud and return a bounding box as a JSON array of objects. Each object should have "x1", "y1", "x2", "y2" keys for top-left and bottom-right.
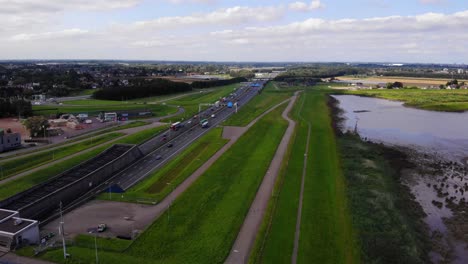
[
  {"x1": 0, "y1": 0, "x2": 141, "y2": 13},
  {"x1": 1, "y1": 9, "x2": 468, "y2": 63},
  {"x1": 289, "y1": 1, "x2": 324, "y2": 11},
  {"x1": 129, "y1": 5, "x2": 285, "y2": 30},
  {"x1": 419, "y1": 0, "x2": 446, "y2": 4},
  {"x1": 10, "y1": 29, "x2": 90, "y2": 41}
]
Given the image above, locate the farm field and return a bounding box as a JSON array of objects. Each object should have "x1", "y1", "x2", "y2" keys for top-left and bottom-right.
[
  {"x1": 223, "y1": 82, "x2": 294, "y2": 126},
  {"x1": 339, "y1": 75, "x2": 468, "y2": 86},
  {"x1": 0, "y1": 132, "x2": 124, "y2": 180},
  {"x1": 344, "y1": 89, "x2": 468, "y2": 111},
  {"x1": 251, "y1": 88, "x2": 359, "y2": 264},
  {"x1": 30, "y1": 103, "x2": 288, "y2": 264},
  {"x1": 99, "y1": 128, "x2": 228, "y2": 203}
]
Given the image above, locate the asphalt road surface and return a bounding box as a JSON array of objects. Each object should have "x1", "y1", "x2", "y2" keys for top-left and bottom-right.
[{"x1": 106, "y1": 82, "x2": 263, "y2": 191}]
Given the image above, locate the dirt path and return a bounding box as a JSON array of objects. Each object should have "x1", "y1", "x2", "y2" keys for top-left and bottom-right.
[
  {"x1": 292, "y1": 94, "x2": 311, "y2": 264},
  {"x1": 225, "y1": 92, "x2": 299, "y2": 264}
]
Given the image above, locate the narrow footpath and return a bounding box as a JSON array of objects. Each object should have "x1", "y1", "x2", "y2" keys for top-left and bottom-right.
[
  {"x1": 292, "y1": 94, "x2": 311, "y2": 264},
  {"x1": 225, "y1": 91, "x2": 299, "y2": 264},
  {"x1": 115, "y1": 97, "x2": 294, "y2": 228}
]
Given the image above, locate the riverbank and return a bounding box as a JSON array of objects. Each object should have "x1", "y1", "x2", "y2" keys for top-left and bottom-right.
[
  {"x1": 329, "y1": 96, "x2": 432, "y2": 263},
  {"x1": 331, "y1": 94, "x2": 468, "y2": 263},
  {"x1": 339, "y1": 89, "x2": 468, "y2": 112}
]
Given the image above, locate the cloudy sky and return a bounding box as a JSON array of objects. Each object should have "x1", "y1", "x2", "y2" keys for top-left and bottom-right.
[{"x1": 0, "y1": 0, "x2": 467, "y2": 63}]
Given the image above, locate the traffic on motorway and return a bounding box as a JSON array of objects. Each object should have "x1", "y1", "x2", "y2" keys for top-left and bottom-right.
[{"x1": 108, "y1": 81, "x2": 264, "y2": 190}]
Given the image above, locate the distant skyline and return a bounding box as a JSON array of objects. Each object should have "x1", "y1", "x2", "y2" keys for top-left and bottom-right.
[{"x1": 0, "y1": 0, "x2": 467, "y2": 63}]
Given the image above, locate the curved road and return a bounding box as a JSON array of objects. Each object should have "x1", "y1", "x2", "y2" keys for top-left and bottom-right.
[{"x1": 225, "y1": 91, "x2": 299, "y2": 264}]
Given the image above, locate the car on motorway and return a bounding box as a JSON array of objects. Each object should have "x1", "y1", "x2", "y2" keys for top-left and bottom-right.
[
  {"x1": 167, "y1": 143, "x2": 173, "y2": 148},
  {"x1": 97, "y1": 223, "x2": 107, "y2": 232},
  {"x1": 155, "y1": 155, "x2": 162, "y2": 160},
  {"x1": 211, "y1": 114, "x2": 216, "y2": 118}
]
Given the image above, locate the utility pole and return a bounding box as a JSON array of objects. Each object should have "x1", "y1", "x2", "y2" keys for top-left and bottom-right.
[
  {"x1": 95, "y1": 234, "x2": 99, "y2": 264},
  {"x1": 59, "y1": 201, "x2": 68, "y2": 259}
]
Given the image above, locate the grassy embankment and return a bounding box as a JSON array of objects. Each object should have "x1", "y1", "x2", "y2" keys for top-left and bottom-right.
[
  {"x1": 344, "y1": 89, "x2": 468, "y2": 112},
  {"x1": 99, "y1": 128, "x2": 228, "y2": 203},
  {"x1": 251, "y1": 87, "x2": 360, "y2": 264},
  {"x1": 223, "y1": 81, "x2": 295, "y2": 126},
  {"x1": 0, "y1": 121, "x2": 149, "y2": 161},
  {"x1": 0, "y1": 132, "x2": 124, "y2": 180},
  {"x1": 337, "y1": 133, "x2": 431, "y2": 263},
  {"x1": 31, "y1": 104, "x2": 288, "y2": 264},
  {"x1": 0, "y1": 126, "x2": 166, "y2": 201},
  {"x1": 161, "y1": 83, "x2": 240, "y2": 121}
]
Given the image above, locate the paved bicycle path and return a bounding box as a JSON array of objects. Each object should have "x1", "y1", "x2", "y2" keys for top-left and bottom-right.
[{"x1": 225, "y1": 91, "x2": 299, "y2": 264}]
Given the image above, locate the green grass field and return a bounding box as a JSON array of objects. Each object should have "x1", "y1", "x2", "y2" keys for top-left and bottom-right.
[
  {"x1": 224, "y1": 82, "x2": 295, "y2": 126},
  {"x1": 0, "y1": 132, "x2": 124, "y2": 180},
  {"x1": 161, "y1": 83, "x2": 240, "y2": 121},
  {"x1": 114, "y1": 125, "x2": 167, "y2": 145},
  {"x1": 28, "y1": 103, "x2": 288, "y2": 264},
  {"x1": 125, "y1": 105, "x2": 288, "y2": 263},
  {"x1": 344, "y1": 89, "x2": 468, "y2": 111},
  {"x1": 0, "y1": 121, "x2": 148, "y2": 162},
  {"x1": 99, "y1": 128, "x2": 228, "y2": 203},
  {"x1": 32, "y1": 102, "x2": 177, "y2": 117},
  {"x1": 0, "y1": 125, "x2": 166, "y2": 200},
  {"x1": 251, "y1": 88, "x2": 359, "y2": 264},
  {"x1": 0, "y1": 144, "x2": 110, "y2": 200}
]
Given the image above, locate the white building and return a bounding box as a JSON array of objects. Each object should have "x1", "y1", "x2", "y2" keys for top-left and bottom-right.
[
  {"x1": 0, "y1": 209, "x2": 40, "y2": 252},
  {"x1": 0, "y1": 129, "x2": 21, "y2": 153}
]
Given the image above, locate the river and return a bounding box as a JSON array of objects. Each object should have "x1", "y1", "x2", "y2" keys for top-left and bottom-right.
[{"x1": 333, "y1": 95, "x2": 468, "y2": 264}]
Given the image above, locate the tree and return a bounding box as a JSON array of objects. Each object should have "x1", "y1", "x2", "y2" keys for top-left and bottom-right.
[{"x1": 23, "y1": 116, "x2": 49, "y2": 138}]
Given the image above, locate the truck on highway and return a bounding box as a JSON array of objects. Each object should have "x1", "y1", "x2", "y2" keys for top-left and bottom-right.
[
  {"x1": 170, "y1": 121, "x2": 183, "y2": 131},
  {"x1": 200, "y1": 119, "x2": 209, "y2": 128}
]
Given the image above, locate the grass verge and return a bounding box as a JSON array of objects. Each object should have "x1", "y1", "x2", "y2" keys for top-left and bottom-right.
[
  {"x1": 0, "y1": 132, "x2": 124, "y2": 180},
  {"x1": 0, "y1": 125, "x2": 166, "y2": 200},
  {"x1": 124, "y1": 104, "x2": 288, "y2": 263},
  {"x1": 160, "y1": 83, "x2": 240, "y2": 121},
  {"x1": 250, "y1": 88, "x2": 360, "y2": 264},
  {"x1": 26, "y1": 103, "x2": 288, "y2": 264},
  {"x1": 33, "y1": 102, "x2": 177, "y2": 117},
  {"x1": 223, "y1": 82, "x2": 294, "y2": 126},
  {"x1": 99, "y1": 128, "x2": 228, "y2": 203}
]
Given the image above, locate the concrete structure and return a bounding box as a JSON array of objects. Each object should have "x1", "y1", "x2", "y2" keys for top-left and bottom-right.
[
  {"x1": 0, "y1": 144, "x2": 143, "y2": 221},
  {"x1": 0, "y1": 129, "x2": 21, "y2": 153},
  {"x1": 0, "y1": 209, "x2": 39, "y2": 252}
]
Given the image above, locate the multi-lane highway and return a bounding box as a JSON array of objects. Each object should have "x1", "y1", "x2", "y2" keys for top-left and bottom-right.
[{"x1": 109, "y1": 82, "x2": 263, "y2": 191}]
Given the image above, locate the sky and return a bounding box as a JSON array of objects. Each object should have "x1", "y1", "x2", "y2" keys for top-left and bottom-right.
[{"x1": 0, "y1": 0, "x2": 467, "y2": 63}]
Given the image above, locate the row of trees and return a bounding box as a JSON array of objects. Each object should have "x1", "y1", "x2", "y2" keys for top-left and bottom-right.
[
  {"x1": 93, "y1": 78, "x2": 192, "y2": 100},
  {"x1": 0, "y1": 98, "x2": 32, "y2": 118},
  {"x1": 191, "y1": 77, "x2": 247, "y2": 89}
]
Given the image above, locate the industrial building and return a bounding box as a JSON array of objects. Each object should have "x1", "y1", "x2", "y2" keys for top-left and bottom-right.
[
  {"x1": 0, "y1": 209, "x2": 39, "y2": 252},
  {"x1": 0, "y1": 129, "x2": 21, "y2": 153}
]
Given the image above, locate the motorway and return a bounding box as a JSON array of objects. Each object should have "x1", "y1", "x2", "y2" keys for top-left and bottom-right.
[{"x1": 106, "y1": 82, "x2": 263, "y2": 191}]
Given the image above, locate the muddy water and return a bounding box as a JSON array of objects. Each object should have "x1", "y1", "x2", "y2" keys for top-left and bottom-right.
[{"x1": 333, "y1": 95, "x2": 468, "y2": 263}]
